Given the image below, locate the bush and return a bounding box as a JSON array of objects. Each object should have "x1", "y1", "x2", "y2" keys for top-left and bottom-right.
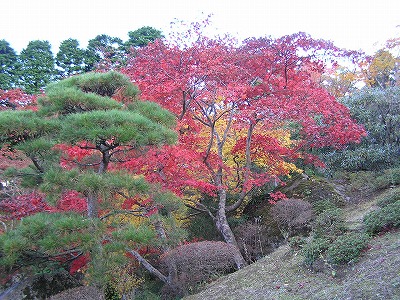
[
  {"x1": 327, "y1": 232, "x2": 369, "y2": 265},
  {"x1": 364, "y1": 200, "x2": 400, "y2": 235},
  {"x1": 288, "y1": 235, "x2": 307, "y2": 251},
  {"x1": 374, "y1": 167, "x2": 400, "y2": 190},
  {"x1": 234, "y1": 218, "x2": 281, "y2": 263},
  {"x1": 312, "y1": 199, "x2": 339, "y2": 215},
  {"x1": 313, "y1": 208, "x2": 346, "y2": 239},
  {"x1": 376, "y1": 187, "x2": 400, "y2": 208},
  {"x1": 160, "y1": 241, "x2": 238, "y2": 296},
  {"x1": 322, "y1": 145, "x2": 399, "y2": 172},
  {"x1": 302, "y1": 237, "x2": 330, "y2": 266},
  {"x1": 271, "y1": 198, "x2": 313, "y2": 240}
]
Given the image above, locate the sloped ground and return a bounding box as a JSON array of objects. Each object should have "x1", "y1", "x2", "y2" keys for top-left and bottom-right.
[
  {"x1": 184, "y1": 230, "x2": 400, "y2": 300},
  {"x1": 184, "y1": 195, "x2": 400, "y2": 300}
]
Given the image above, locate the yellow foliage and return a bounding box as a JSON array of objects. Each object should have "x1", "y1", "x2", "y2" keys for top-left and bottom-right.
[{"x1": 108, "y1": 264, "x2": 144, "y2": 296}]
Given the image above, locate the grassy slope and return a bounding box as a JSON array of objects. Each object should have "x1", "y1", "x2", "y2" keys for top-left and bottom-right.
[{"x1": 185, "y1": 195, "x2": 400, "y2": 300}]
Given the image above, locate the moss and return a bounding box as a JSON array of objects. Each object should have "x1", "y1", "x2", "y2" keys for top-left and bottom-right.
[{"x1": 281, "y1": 175, "x2": 345, "y2": 208}]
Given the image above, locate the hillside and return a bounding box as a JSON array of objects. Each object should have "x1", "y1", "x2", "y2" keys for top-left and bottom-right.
[{"x1": 184, "y1": 192, "x2": 400, "y2": 300}]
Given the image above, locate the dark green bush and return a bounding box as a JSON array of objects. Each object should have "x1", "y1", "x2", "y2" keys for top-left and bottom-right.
[
  {"x1": 322, "y1": 145, "x2": 399, "y2": 172},
  {"x1": 376, "y1": 187, "x2": 400, "y2": 208},
  {"x1": 302, "y1": 237, "x2": 330, "y2": 266},
  {"x1": 313, "y1": 208, "x2": 346, "y2": 238},
  {"x1": 312, "y1": 199, "x2": 338, "y2": 215},
  {"x1": 363, "y1": 201, "x2": 400, "y2": 235},
  {"x1": 327, "y1": 232, "x2": 369, "y2": 264},
  {"x1": 288, "y1": 235, "x2": 307, "y2": 250},
  {"x1": 374, "y1": 167, "x2": 400, "y2": 190}
]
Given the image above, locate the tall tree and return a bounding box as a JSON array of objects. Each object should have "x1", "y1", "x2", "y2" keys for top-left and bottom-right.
[
  {"x1": 121, "y1": 29, "x2": 366, "y2": 267},
  {"x1": 0, "y1": 71, "x2": 185, "y2": 291},
  {"x1": 85, "y1": 34, "x2": 124, "y2": 71},
  {"x1": 362, "y1": 49, "x2": 398, "y2": 88},
  {"x1": 56, "y1": 38, "x2": 86, "y2": 78},
  {"x1": 19, "y1": 40, "x2": 56, "y2": 94},
  {"x1": 125, "y1": 26, "x2": 163, "y2": 50},
  {"x1": 0, "y1": 39, "x2": 19, "y2": 90}
]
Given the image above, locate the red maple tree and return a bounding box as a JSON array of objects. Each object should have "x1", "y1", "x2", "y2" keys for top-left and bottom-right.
[{"x1": 121, "y1": 27, "x2": 366, "y2": 266}]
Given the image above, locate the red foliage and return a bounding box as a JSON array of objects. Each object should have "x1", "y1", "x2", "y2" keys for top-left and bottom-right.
[
  {"x1": 121, "y1": 31, "x2": 365, "y2": 201},
  {"x1": 0, "y1": 192, "x2": 56, "y2": 220},
  {"x1": 56, "y1": 190, "x2": 87, "y2": 213},
  {"x1": 69, "y1": 252, "x2": 90, "y2": 275},
  {"x1": 0, "y1": 190, "x2": 87, "y2": 221},
  {"x1": 268, "y1": 191, "x2": 288, "y2": 204},
  {"x1": 0, "y1": 89, "x2": 38, "y2": 111}
]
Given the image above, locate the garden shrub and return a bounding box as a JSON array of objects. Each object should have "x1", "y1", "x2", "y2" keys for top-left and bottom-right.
[
  {"x1": 312, "y1": 199, "x2": 339, "y2": 215},
  {"x1": 270, "y1": 198, "x2": 313, "y2": 240},
  {"x1": 234, "y1": 218, "x2": 281, "y2": 263},
  {"x1": 327, "y1": 232, "x2": 369, "y2": 265},
  {"x1": 288, "y1": 235, "x2": 307, "y2": 251},
  {"x1": 374, "y1": 167, "x2": 400, "y2": 190},
  {"x1": 322, "y1": 145, "x2": 399, "y2": 172},
  {"x1": 364, "y1": 200, "x2": 400, "y2": 235},
  {"x1": 313, "y1": 208, "x2": 346, "y2": 239},
  {"x1": 160, "y1": 241, "x2": 238, "y2": 296},
  {"x1": 376, "y1": 187, "x2": 400, "y2": 208},
  {"x1": 302, "y1": 237, "x2": 330, "y2": 266},
  {"x1": 279, "y1": 175, "x2": 345, "y2": 208}
]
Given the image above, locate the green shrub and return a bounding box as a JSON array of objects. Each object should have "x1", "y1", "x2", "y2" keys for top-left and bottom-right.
[
  {"x1": 288, "y1": 236, "x2": 307, "y2": 250},
  {"x1": 364, "y1": 201, "x2": 400, "y2": 235},
  {"x1": 376, "y1": 187, "x2": 400, "y2": 208},
  {"x1": 313, "y1": 208, "x2": 346, "y2": 238},
  {"x1": 302, "y1": 237, "x2": 330, "y2": 266},
  {"x1": 374, "y1": 167, "x2": 400, "y2": 190},
  {"x1": 312, "y1": 199, "x2": 338, "y2": 215},
  {"x1": 322, "y1": 145, "x2": 399, "y2": 172},
  {"x1": 327, "y1": 232, "x2": 369, "y2": 264}
]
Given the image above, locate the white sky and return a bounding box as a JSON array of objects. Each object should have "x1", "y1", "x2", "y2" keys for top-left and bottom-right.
[{"x1": 1, "y1": 0, "x2": 399, "y2": 55}]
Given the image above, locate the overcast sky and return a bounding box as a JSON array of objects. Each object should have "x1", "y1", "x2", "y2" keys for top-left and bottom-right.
[{"x1": 1, "y1": 0, "x2": 399, "y2": 54}]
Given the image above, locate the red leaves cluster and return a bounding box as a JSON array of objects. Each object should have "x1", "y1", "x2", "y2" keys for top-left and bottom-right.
[
  {"x1": 0, "y1": 89, "x2": 38, "y2": 111},
  {"x1": 122, "y1": 144, "x2": 217, "y2": 197},
  {"x1": 119, "y1": 32, "x2": 366, "y2": 201},
  {"x1": 268, "y1": 191, "x2": 288, "y2": 205},
  {"x1": 69, "y1": 252, "x2": 90, "y2": 275},
  {"x1": 0, "y1": 190, "x2": 87, "y2": 221},
  {"x1": 0, "y1": 192, "x2": 56, "y2": 220},
  {"x1": 57, "y1": 190, "x2": 87, "y2": 213}
]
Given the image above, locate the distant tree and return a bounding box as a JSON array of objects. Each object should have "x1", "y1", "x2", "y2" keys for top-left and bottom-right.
[
  {"x1": 362, "y1": 49, "x2": 398, "y2": 88},
  {"x1": 19, "y1": 40, "x2": 56, "y2": 94},
  {"x1": 125, "y1": 26, "x2": 163, "y2": 51},
  {"x1": 0, "y1": 39, "x2": 19, "y2": 90},
  {"x1": 342, "y1": 87, "x2": 400, "y2": 147},
  {"x1": 85, "y1": 34, "x2": 124, "y2": 71},
  {"x1": 56, "y1": 38, "x2": 86, "y2": 78}
]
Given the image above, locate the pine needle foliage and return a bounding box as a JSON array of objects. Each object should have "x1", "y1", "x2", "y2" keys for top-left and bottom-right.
[{"x1": 0, "y1": 71, "x2": 185, "y2": 291}]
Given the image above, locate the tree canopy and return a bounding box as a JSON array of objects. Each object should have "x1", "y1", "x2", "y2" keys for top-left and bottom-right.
[
  {"x1": 0, "y1": 39, "x2": 19, "y2": 90},
  {"x1": 0, "y1": 71, "x2": 185, "y2": 290},
  {"x1": 19, "y1": 40, "x2": 56, "y2": 94},
  {"x1": 121, "y1": 27, "x2": 366, "y2": 266}
]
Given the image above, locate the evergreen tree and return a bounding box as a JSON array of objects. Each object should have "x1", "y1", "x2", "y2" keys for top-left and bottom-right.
[
  {"x1": 0, "y1": 71, "x2": 185, "y2": 291},
  {"x1": 0, "y1": 39, "x2": 19, "y2": 90},
  {"x1": 85, "y1": 34, "x2": 124, "y2": 71},
  {"x1": 125, "y1": 26, "x2": 163, "y2": 51},
  {"x1": 19, "y1": 40, "x2": 56, "y2": 94},
  {"x1": 56, "y1": 38, "x2": 86, "y2": 78}
]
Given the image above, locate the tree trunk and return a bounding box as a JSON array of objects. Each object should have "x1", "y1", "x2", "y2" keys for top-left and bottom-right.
[
  {"x1": 127, "y1": 248, "x2": 169, "y2": 284},
  {"x1": 215, "y1": 189, "x2": 247, "y2": 269},
  {"x1": 87, "y1": 192, "x2": 99, "y2": 219}
]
